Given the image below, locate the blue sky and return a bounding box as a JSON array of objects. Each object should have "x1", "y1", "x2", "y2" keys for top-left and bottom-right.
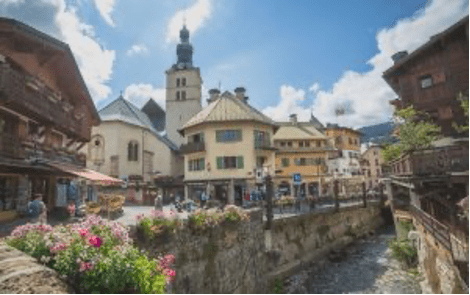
[{"x1": 0, "y1": 0, "x2": 468, "y2": 128}]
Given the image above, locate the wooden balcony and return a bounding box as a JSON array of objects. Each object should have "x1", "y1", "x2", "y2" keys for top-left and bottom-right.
[
  {"x1": 255, "y1": 140, "x2": 276, "y2": 150},
  {"x1": 391, "y1": 145, "x2": 469, "y2": 177},
  {"x1": 0, "y1": 133, "x2": 22, "y2": 159},
  {"x1": 180, "y1": 142, "x2": 205, "y2": 154},
  {"x1": 0, "y1": 63, "x2": 88, "y2": 140}
]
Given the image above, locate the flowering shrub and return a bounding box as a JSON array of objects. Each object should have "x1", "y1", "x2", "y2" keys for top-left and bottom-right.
[
  {"x1": 67, "y1": 204, "x2": 76, "y2": 216},
  {"x1": 138, "y1": 210, "x2": 181, "y2": 240},
  {"x1": 188, "y1": 206, "x2": 249, "y2": 230},
  {"x1": 6, "y1": 215, "x2": 170, "y2": 294}
]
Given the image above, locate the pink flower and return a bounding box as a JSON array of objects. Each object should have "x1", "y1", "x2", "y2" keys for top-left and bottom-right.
[
  {"x1": 50, "y1": 242, "x2": 67, "y2": 254},
  {"x1": 67, "y1": 204, "x2": 76, "y2": 215},
  {"x1": 88, "y1": 235, "x2": 102, "y2": 248},
  {"x1": 78, "y1": 228, "x2": 88, "y2": 237},
  {"x1": 79, "y1": 262, "x2": 93, "y2": 272},
  {"x1": 163, "y1": 269, "x2": 175, "y2": 282}
]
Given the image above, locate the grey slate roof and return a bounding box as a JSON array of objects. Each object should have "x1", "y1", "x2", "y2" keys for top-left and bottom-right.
[{"x1": 99, "y1": 96, "x2": 178, "y2": 151}]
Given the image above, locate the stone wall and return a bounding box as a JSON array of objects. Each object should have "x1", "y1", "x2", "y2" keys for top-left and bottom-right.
[
  {"x1": 136, "y1": 204, "x2": 384, "y2": 294},
  {"x1": 413, "y1": 223, "x2": 468, "y2": 294},
  {"x1": 266, "y1": 204, "x2": 383, "y2": 277},
  {"x1": 0, "y1": 243, "x2": 72, "y2": 294}
]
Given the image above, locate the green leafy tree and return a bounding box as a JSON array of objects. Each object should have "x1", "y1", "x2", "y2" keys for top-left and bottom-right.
[
  {"x1": 382, "y1": 106, "x2": 440, "y2": 163},
  {"x1": 453, "y1": 92, "x2": 469, "y2": 132}
]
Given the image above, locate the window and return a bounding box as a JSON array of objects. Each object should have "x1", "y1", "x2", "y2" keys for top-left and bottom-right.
[
  {"x1": 295, "y1": 158, "x2": 307, "y2": 166},
  {"x1": 299, "y1": 141, "x2": 304, "y2": 147},
  {"x1": 128, "y1": 141, "x2": 138, "y2": 161},
  {"x1": 316, "y1": 141, "x2": 321, "y2": 147},
  {"x1": 287, "y1": 141, "x2": 292, "y2": 147},
  {"x1": 375, "y1": 159, "x2": 379, "y2": 166},
  {"x1": 176, "y1": 78, "x2": 180, "y2": 87},
  {"x1": 305, "y1": 141, "x2": 310, "y2": 147},
  {"x1": 176, "y1": 91, "x2": 180, "y2": 100},
  {"x1": 216, "y1": 129, "x2": 242, "y2": 142},
  {"x1": 280, "y1": 141, "x2": 286, "y2": 147},
  {"x1": 188, "y1": 158, "x2": 205, "y2": 171},
  {"x1": 349, "y1": 137, "x2": 353, "y2": 145},
  {"x1": 256, "y1": 156, "x2": 266, "y2": 167},
  {"x1": 420, "y1": 75, "x2": 433, "y2": 89},
  {"x1": 376, "y1": 168, "x2": 380, "y2": 176},
  {"x1": 110, "y1": 156, "x2": 119, "y2": 177},
  {"x1": 254, "y1": 130, "x2": 270, "y2": 148},
  {"x1": 50, "y1": 131, "x2": 63, "y2": 148},
  {"x1": 181, "y1": 91, "x2": 186, "y2": 100},
  {"x1": 355, "y1": 139, "x2": 358, "y2": 145},
  {"x1": 216, "y1": 156, "x2": 243, "y2": 169},
  {"x1": 281, "y1": 158, "x2": 289, "y2": 167},
  {"x1": 182, "y1": 77, "x2": 186, "y2": 86},
  {"x1": 190, "y1": 132, "x2": 204, "y2": 143}
]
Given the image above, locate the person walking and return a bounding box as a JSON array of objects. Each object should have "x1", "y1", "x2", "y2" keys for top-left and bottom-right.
[
  {"x1": 29, "y1": 194, "x2": 47, "y2": 224},
  {"x1": 200, "y1": 191, "x2": 207, "y2": 209},
  {"x1": 154, "y1": 190, "x2": 163, "y2": 211}
]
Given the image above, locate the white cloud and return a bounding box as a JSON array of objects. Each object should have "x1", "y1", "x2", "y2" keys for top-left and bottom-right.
[
  {"x1": 54, "y1": 2, "x2": 115, "y2": 101},
  {"x1": 263, "y1": 0, "x2": 469, "y2": 128},
  {"x1": 262, "y1": 85, "x2": 311, "y2": 122},
  {"x1": 166, "y1": 0, "x2": 212, "y2": 43},
  {"x1": 126, "y1": 44, "x2": 149, "y2": 56},
  {"x1": 93, "y1": 0, "x2": 115, "y2": 26},
  {"x1": 309, "y1": 83, "x2": 320, "y2": 93},
  {"x1": 124, "y1": 83, "x2": 166, "y2": 109},
  {"x1": 0, "y1": 0, "x2": 116, "y2": 102}
]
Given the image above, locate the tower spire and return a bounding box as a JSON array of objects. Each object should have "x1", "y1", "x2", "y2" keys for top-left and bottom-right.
[{"x1": 176, "y1": 23, "x2": 193, "y2": 68}]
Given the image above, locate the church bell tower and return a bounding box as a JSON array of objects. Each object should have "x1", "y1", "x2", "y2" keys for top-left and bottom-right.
[{"x1": 165, "y1": 25, "x2": 202, "y2": 147}]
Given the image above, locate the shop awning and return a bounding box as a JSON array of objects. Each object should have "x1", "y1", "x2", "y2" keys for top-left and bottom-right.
[{"x1": 45, "y1": 162, "x2": 124, "y2": 185}]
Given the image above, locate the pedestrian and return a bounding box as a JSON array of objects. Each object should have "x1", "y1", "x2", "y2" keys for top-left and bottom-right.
[
  {"x1": 200, "y1": 191, "x2": 207, "y2": 209},
  {"x1": 155, "y1": 190, "x2": 163, "y2": 211},
  {"x1": 29, "y1": 194, "x2": 47, "y2": 224}
]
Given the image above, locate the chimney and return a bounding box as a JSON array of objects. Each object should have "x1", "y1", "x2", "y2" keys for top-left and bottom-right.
[
  {"x1": 207, "y1": 88, "x2": 220, "y2": 104},
  {"x1": 391, "y1": 51, "x2": 408, "y2": 64},
  {"x1": 234, "y1": 87, "x2": 246, "y2": 101},
  {"x1": 289, "y1": 114, "x2": 297, "y2": 124}
]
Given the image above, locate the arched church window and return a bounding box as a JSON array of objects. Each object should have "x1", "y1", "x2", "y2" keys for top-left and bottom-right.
[
  {"x1": 89, "y1": 135, "x2": 105, "y2": 165},
  {"x1": 128, "y1": 141, "x2": 138, "y2": 161}
]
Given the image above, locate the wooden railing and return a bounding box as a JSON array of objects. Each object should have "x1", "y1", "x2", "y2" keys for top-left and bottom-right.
[
  {"x1": 0, "y1": 133, "x2": 22, "y2": 159},
  {"x1": 180, "y1": 142, "x2": 205, "y2": 154},
  {"x1": 0, "y1": 63, "x2": 88, "y2": 140},
  {"x1": 410, "y1": 205, "x2": 452, "y2": 251}
]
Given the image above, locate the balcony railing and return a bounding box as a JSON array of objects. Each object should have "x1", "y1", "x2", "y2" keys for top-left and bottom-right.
[
  {"x1": 0, "y1": 133, "x2": 22, "y2": 159},
  {"x1": 391, "y1": 145, "x2": 469, "y2": 177},
  {"x1": 180, "y1": 142, "x2": 205, "y2": 154},
  {"x1": 255, "y1": 140, "x2": 276, "y2": 150},
  {"x1": 0, "y1": 63, "x2": 88, "y2": 140},
  {"x1": 0, "y1": 134, "x2": 85, "y2": 167}
]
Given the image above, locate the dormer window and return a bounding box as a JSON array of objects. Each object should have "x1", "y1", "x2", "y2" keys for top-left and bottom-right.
[{"x1": 420, "y1": 75, "x2": 433, "y2": 89}]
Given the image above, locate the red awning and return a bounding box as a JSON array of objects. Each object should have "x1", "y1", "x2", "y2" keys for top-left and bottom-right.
[{"x1": 46, "y1": 162, "x2": 124, "y2": 185}]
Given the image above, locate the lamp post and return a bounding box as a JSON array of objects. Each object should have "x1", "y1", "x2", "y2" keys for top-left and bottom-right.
[
  {"x1": 264, "y1": 167, "x2": 274, "y2": 230},
  {"x1": 333, "y1": 173, "x2": 339, "y2": 212}
]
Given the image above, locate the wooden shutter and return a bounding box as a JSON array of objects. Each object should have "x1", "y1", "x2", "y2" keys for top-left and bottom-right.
[
  {"x1": 217, "y1": 157, "x2": 223, "y2": 169},
  {"x1": 237, "y1": 156, "x2": 244, "y2": 169},
  {"x1": 200, "y1": 158, "x2": 205, "y2": 170}
]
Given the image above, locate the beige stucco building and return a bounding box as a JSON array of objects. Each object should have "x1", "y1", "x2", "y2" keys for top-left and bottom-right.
[
  {"x1": 83, "y1": 96, "x2": 183, "y2": 195},
  {"x1": 179, "y1": 88, "x2": 278, "y2": 205},
  {"x1": 361, "y1": 145, "x2": 385, "y2": 190},
  {"x1": 273, "y1": 114, "x2": 332, "y2": 198}
]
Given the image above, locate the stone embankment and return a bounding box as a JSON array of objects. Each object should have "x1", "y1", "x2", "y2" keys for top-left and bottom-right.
[{"x1": 0, "y1": 243, "x2": 72, "y2": 294}]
